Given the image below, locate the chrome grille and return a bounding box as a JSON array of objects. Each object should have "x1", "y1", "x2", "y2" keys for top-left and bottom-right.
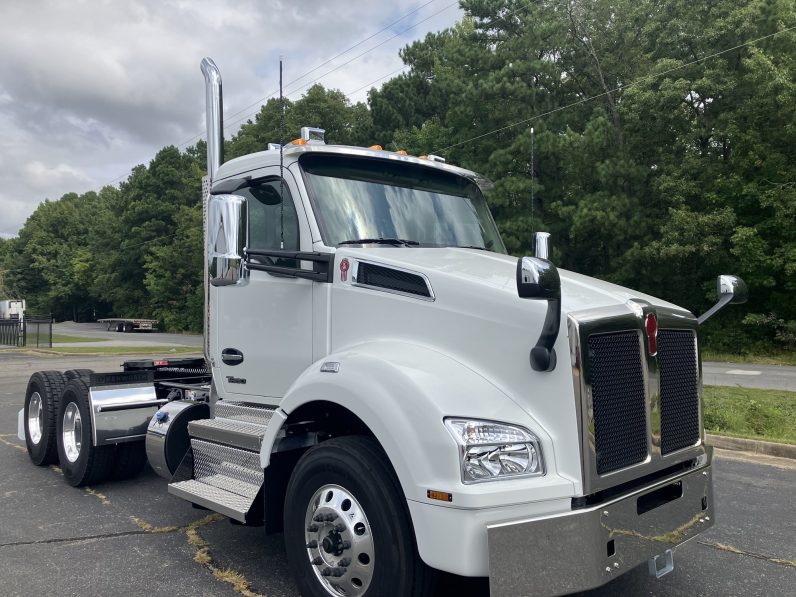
[
  {"x1": 588, "y1": 331, "x2": 648, "y2": 474},
  {"x1": 658, "y1": 330, "x2": 700, "y2": 454}
]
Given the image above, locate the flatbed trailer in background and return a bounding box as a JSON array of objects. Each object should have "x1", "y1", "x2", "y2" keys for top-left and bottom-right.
[{"x1": 97, "y1": 318, "x2": 159, "y2": 332}]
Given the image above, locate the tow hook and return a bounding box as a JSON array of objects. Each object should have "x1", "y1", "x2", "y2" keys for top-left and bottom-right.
[{"x1": 648, "y1": 549, "x2": 675, "y2": 578}]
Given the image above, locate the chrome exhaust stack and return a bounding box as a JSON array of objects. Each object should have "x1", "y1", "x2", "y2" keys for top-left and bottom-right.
[
  {"x1": 200, "y1": 57, "x2": 224, "y2": 180},
  {"x1": 200, "y1": 57, "x2": 223, "y2": 364}
]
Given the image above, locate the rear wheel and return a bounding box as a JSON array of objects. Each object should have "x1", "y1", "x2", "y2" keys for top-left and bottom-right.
[
  {"x1": 284, "y1": 436, "x2": 435, "y2": 597},
  {"x1": 57, "y1": 378, "x2": 115, "y2": 486},
  {"x1": 24, "y1": 371, "x2": 66, "y2": 466},
  {"x1": 123, "y1": 322, "x2": 133, "y2": 333},
  {"x1": 64, "y1": 369, "x2": 93, "y2": 381}
]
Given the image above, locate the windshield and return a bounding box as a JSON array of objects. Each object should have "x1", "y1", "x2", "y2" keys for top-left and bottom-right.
[{"x1": 300, "y1": 154, "x2": 506, "y2": 252}]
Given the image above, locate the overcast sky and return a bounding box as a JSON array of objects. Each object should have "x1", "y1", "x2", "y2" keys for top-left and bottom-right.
[{"x1": 0, "y1": 0, "x2": 463, "y2": 238}]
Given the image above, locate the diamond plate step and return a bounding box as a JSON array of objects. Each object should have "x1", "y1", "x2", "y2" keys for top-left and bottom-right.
[
  {"x1": 189, "y1": 418, "x2": 265, "y2": 451},
  {"x1": 191, "y1": 438, "x2": 263, "y2": 482},
  {"x1": 214, "y1": 401, "x2": 276, "y2": 425},
  {"x1": 168, "y1": 479, "x2": 253, "y2": 522}
]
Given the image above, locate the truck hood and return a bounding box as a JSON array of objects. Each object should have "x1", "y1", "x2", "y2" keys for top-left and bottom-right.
[{"x1": 340, "y1": 247, "x2": 688, "y2": 315}]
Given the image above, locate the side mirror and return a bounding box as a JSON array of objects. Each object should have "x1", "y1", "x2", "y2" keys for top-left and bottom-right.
[
  {"x1": 517, "y1": 255, "x2": 561, "y2": 372},
  {"x1": 207, "y1": 194, "x2": 248, "y2": 287},
  {"x1": 697, "y1": 275, "x2": 748, "y2": 325}
]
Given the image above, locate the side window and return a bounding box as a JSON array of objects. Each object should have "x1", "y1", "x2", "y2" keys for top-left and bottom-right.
[{"x1": 236, "y1": 179, "x2": 300, "y2": 268}]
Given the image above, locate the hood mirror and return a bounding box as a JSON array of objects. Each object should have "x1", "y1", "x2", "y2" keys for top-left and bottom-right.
[
  {"x1": 517, "y1": 237, "x2": 562, "y2": 372},
  {"x1": 697, "y1": 275, "x2": 748, "y2": 325}
]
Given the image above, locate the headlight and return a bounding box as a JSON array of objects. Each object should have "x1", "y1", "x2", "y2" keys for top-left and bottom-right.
[{"x1": 444, "y1": 418, "x2": 545, "y2": 483}]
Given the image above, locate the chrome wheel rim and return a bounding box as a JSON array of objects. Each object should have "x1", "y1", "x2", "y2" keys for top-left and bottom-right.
[
  {"x1": 304, "y1": 484, "x2": 374, "y2": 596},
  {"x1": 62, "y1": 403, "x2": 82, "y2": 463},
  {"x1": 27, "y1": 392, "x2": 43, "y2": 445}
]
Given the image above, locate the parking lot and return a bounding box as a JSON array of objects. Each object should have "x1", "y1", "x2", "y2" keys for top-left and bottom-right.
[{"x1": 0, "y1": 352, "x2": 794, "y2": 596}]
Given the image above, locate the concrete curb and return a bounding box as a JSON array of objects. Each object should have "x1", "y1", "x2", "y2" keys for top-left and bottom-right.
[{"x1": 706, "y1": 434, "x2": 796, "y2": 460}]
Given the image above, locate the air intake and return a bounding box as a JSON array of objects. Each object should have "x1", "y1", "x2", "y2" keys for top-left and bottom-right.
[{"x1": 355, "y1": 263, "x2": 433, "y2": 299}]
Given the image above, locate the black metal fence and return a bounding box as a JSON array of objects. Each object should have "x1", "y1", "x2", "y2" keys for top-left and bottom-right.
[
  {"x1": 0, "y1": 317, "x2": 22, "y2": 347},
  {"x1": 0, "y1": 315, "x2": 52, "y2": 348},
  {"x1": 22, "y1": 315, "x2": 53, "y2": 348}
]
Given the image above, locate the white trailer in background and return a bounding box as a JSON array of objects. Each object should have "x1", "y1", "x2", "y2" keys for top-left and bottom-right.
[
  {"x1": 0, "y1": 299, "x2": 25, "y2": 319},
  {"x1": 16, "y1": 57, "x2": 750, "y2": 597}
]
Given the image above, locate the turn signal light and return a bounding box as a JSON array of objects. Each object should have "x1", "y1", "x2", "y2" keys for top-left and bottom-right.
[{"x1": 369, "y1": 144, "x2": 383, "y2": 150}]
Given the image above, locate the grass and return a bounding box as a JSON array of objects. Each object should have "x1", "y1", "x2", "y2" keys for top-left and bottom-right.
[
  {"x1": 31, "y1": 346, "x2": 201, "y2": 356},
  {"x1": 703, "y1": 385, "x2": 796, "y2": 445},
  {"x1": 51, "y1": 333, "x2": 102, "y2": 343},
  {"x1": 702, "y1": 350, "x2": 796, "y2": 367}
]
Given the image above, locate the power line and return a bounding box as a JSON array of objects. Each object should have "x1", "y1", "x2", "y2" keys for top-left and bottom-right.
[
  {"x1": 344, "y1": 65, "x2": 410, "y2": 97},
  {"x1": 95, "y1": 1, "x2": 456, "y2": 189},
  {"x1": 228, "y1": 1, "x2": 461, "y2": 129},
  {"x1": 222, "y1": 0, "x2": 442, "y2": 126},
  {"x1": 281, "y1": 1, "x2": 460, "y2": 101},
  {"x1": 433, "y1": 24, "x2": 796, "y2": 154}
]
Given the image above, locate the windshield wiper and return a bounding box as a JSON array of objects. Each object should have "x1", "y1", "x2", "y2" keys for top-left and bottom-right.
[
  {"x1": 453, "y1": 245, "x2": 488, "y2": 250},
  {"x1": 338, "y1": 238, "x2": 419, "y2": 247}
]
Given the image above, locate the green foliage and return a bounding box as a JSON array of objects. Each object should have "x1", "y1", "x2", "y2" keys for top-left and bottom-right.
[
  {"x1": 703, "y1": 386, "x2": 796, "y2": 444},
  {"x1": 2, "y1": 0, "x2": 794, "y2": 348}
]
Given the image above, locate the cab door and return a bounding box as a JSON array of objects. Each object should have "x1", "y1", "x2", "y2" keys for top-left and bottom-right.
[{"x1": 213, "y1": 169, "x2": 314, "y2": 402}]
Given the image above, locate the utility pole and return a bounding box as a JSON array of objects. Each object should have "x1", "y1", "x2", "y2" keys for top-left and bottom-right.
[{"x1": 530, "y1": 127, "x2": 535, "y2": 230}]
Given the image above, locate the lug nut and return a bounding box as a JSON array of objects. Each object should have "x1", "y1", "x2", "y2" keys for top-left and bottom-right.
[
  {"x1": 341, "y1": 540, "x2": 351, "y2": 549},
  {"x1": 313, "y1": 514, "x2": 325, "y2": 522},
  {"x1": 306, "y1": 540, "x2": 318, "y2": 549},
  {"x1": 334, "y1": 523, "x2": 346, "y2": 533},
  {"x1": 332, "y1": 567, "x2": 345, "y2": 577},
  {"x1": 338, "y1": 558, "x2": 351, "y2": 567},
  {"x1": 312, "y1": 556, "x2": 323, "y2": 566},
  {"x1": 321, "y1": 567, "x2": 332, "y2": 577},
  {"x1": 325, "y1": 513, "x2": 338, "y2": 522},
  {"x1": 307, "y1": 524, "x2": 319, "y2": 532}
]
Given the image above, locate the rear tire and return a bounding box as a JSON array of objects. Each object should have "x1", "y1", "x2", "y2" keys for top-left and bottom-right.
[
  {"x1": 284, "y1": 436, "x2": 435, "y2": 597},
  {"x1": 64, "y1": 369, "x2": 94, "y2": 381},
  {"x1": 112, "y1": 441, "x2": 148, "y2": 480},
  {"x1": 56, "y1": 377, "x2": 115, "y2": 486},
  {"x1": 24, "y1": 371, "x2": 66, "y2": 466},
  {"x1": 123, "y1": 322, "x2": 133, "y2": 333}
]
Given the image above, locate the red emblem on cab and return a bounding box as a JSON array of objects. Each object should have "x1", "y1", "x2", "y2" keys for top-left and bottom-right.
[
  {"x1": 645, "y1": 313, "x2": 658, "y2": 356},
  {"x1": 340, "y1": 258, "x2": 350, "y2": 282}
]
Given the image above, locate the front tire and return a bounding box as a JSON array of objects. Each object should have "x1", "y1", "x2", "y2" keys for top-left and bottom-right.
[
  {"x1": 284, "y1": 436, "x2": 434, "y2": 597},
  {"x1": 24, "y1": 371, "x2": 66, "y2": 465},
  {"x1": 56, "y1": 378, "x2": 115, "y2": 486}
]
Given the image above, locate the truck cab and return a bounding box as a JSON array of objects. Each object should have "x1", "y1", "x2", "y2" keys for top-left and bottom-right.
[{"x1": 19, "y1": 58, "x2": 749, "y2": 597}]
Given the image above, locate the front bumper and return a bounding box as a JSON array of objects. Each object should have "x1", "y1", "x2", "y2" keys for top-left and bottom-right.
[{"x1": 487, "y1": 464, "x2": 713, "y2": 597}]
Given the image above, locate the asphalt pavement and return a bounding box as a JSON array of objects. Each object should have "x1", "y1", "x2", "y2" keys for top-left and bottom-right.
[
  {"x1": 0, "y1": 353, "x2": 794, "y2": 596},
  {"x1": 702, "y1": 362, "x2": 796, "y2": 391}
]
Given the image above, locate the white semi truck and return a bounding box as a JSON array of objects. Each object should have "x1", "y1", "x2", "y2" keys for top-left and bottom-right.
[
  {"x1": 17, "y1": 58, "x2": 748, "y2": 597},
  {"x1": 0, "y1": 298, "x2": 26, "y2": 319}
]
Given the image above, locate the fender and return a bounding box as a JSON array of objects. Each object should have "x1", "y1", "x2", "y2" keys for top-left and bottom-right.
[{"x1": 261, "y1": 341, "x2": 574, "y2": 510}]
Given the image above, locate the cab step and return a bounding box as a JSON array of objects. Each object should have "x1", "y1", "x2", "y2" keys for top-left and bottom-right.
[
  {"x1": 167, "y1": 401, "x2": 275, "y2": 523},
  {"x1": 169, "y1": 479, "x2": 255, "y2": 522},
  {"x1": 188, "y1": 418, "x2": 265, "y2": 451}
]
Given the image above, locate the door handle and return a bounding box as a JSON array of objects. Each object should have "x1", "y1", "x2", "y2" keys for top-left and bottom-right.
[{"x1": 221, "y1": 348, "x2": 244, "y2": 366}]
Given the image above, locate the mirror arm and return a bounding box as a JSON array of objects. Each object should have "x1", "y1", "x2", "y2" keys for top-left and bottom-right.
[
  {"x1": 530, "y1": 297, "x2": 560, "y2": 372},
  {"x1": 697, "y1": 293, "x2": 734, "y2": 326}
]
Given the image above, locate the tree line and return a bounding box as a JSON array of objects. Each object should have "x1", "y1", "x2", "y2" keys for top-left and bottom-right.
[{"x1": 1, "y1": 0, "x2": 793, "y2": 353}]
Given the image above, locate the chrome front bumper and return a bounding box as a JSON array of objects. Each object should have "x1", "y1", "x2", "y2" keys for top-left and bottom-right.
[{"x1": 487, "y1": 464, "x2": 713, "y2": 597}]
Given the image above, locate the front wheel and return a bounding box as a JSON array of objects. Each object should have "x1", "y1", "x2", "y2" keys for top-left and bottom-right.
[{"x1": 284, "y1": 436, "x2": 435, "y2": 597}]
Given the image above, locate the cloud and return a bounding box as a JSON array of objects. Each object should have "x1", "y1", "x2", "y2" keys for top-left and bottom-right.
[{"x1": 0, "y1": 0, "x2": 463, "y2": 238}]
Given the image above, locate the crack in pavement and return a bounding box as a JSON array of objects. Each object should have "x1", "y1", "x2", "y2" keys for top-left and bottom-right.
[
  {"x1": 0, "y1": 435, "x2": 26, "y2": 453},
  {"x1": 84, "y1": 487, "x2": 111, "y2": 506},
  {"x1": 0, "y1": 529, "x2": 158, "y2": 548},
  {"x1": 698, "y1": 540, "x2": 796, "y2": 569},
  {"x1": 187, "y1": 521, "x2": 268, "y2": 597}
]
